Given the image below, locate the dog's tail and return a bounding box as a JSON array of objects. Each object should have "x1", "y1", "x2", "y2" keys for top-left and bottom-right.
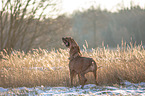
[{"x1": 91, "y1": 61, "x2": 102, "y2": 70}]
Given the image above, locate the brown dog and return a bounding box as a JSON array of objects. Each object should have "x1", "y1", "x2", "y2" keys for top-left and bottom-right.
[{"x1": 62, "y1": 37, "x2": 98, "y2": 88}]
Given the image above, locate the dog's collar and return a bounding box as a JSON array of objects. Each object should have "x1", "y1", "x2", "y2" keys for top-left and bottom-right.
[
  {"x1": 69, "y1": 53, "x2": 81, "y2": 61},
  {"x1": 69, "y1": 56, "x2": 79, "y2": 61}
]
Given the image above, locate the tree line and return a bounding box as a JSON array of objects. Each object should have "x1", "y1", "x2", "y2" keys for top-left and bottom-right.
[{"x1": 71, "y1": 6, "x2": 145, "y2": 48}]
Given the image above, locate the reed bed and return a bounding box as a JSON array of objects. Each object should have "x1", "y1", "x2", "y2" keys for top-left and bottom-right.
[{"x1": 0, "y1": 41, "x2": 145, "y2": 88}]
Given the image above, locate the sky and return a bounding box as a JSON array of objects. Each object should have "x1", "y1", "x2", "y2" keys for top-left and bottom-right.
[
  {"x1": 0, "y1": 0, "x2": 145, "y2": 18},
  {"x1": 61, "y1": 0, "x2": 145, "y2": 14}
]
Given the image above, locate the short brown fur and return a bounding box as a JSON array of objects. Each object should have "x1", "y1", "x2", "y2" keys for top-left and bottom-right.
[{"x1": 62, "y1": 37, "x2": 98, "y2": 88}]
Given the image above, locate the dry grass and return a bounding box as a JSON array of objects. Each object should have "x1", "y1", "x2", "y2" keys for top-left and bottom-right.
[{"x1": 0, "y1": 41, "x2": 145, "y2": 88}]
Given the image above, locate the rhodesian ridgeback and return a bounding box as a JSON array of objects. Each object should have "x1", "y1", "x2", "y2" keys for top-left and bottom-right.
[{"x1": 62, "y1": 37, "x2": 98, "y2": 88}]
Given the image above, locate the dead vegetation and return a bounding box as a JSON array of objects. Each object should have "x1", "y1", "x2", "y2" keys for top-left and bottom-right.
[{"x1": 0, "y1": 41, "x2": 145, "y2": 88}]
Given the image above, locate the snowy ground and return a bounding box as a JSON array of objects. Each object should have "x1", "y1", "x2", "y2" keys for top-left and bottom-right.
[{"x1": 0, "y1": 81, "x2": 145, "y2": 95}]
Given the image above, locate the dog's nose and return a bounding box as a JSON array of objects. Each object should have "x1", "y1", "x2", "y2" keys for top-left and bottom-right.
[{"x1": 62, "y1": 37, "x2": 65, "y2": 40}]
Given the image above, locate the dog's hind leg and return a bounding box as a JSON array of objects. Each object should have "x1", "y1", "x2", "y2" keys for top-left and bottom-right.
[
  {"x1": 80, "y1": 73, "x2": 87, "y2": 88},
  {"x1": 93, "y1": 70, "x2": 98, "y2": 85}
]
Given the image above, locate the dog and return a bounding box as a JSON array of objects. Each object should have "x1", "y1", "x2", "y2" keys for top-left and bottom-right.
[{"x1": 62, "y1": 37, "x2": 98, "y2": 88}]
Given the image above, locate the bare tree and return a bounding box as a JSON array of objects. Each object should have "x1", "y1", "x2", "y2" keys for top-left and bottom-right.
[{"x1": 0, "y1": 0, "x2": 58, "y2": 54}]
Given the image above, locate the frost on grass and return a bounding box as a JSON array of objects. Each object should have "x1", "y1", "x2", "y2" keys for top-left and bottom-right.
[{"x1": 0, "y1": 81, "x2": 145, "y2": 95}]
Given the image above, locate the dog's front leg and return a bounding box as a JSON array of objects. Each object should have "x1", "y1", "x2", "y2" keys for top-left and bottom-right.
[
  {"x1": 70, "y1": 72, "x2": 73, "y2": 87},
  {"x1": 70, "y1": 70, "x2": 76, "y2": 87}
]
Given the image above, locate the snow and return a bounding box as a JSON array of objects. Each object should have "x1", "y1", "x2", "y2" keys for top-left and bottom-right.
[{"x1": 0, "y1": 81, "x2": 145, "y2": 95}]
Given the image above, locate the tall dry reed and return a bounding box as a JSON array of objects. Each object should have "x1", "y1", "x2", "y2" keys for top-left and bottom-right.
[{"x1": 0, "y1": 41, "x2": 145, "y2": 88}]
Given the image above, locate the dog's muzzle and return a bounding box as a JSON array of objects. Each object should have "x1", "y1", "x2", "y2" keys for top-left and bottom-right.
[{"x1": 62, "y1": 37, "x2": 70, "y2": 47}]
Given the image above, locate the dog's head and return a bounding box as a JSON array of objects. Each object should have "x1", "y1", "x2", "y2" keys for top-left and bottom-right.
[{"x1": 62, "y1": 37, "x2": 77, "y2": 48}]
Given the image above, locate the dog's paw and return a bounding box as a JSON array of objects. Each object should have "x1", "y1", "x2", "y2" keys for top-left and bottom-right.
[{"x1": 95, "y1": 82, "x2": 99, "y2": 85}]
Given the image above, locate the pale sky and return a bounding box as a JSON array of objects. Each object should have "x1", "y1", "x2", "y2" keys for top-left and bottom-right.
[
  {"x1": 0, "y1": 0, "x2": 145, "y2": 18},
  {"x1": 61, "y1": 0, "x2": 145, "y2": 14}
]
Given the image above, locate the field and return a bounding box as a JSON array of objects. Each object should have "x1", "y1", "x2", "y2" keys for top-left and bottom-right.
[{"x1": 0, "y1": 41, "x2": 145, "y2": 93}]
